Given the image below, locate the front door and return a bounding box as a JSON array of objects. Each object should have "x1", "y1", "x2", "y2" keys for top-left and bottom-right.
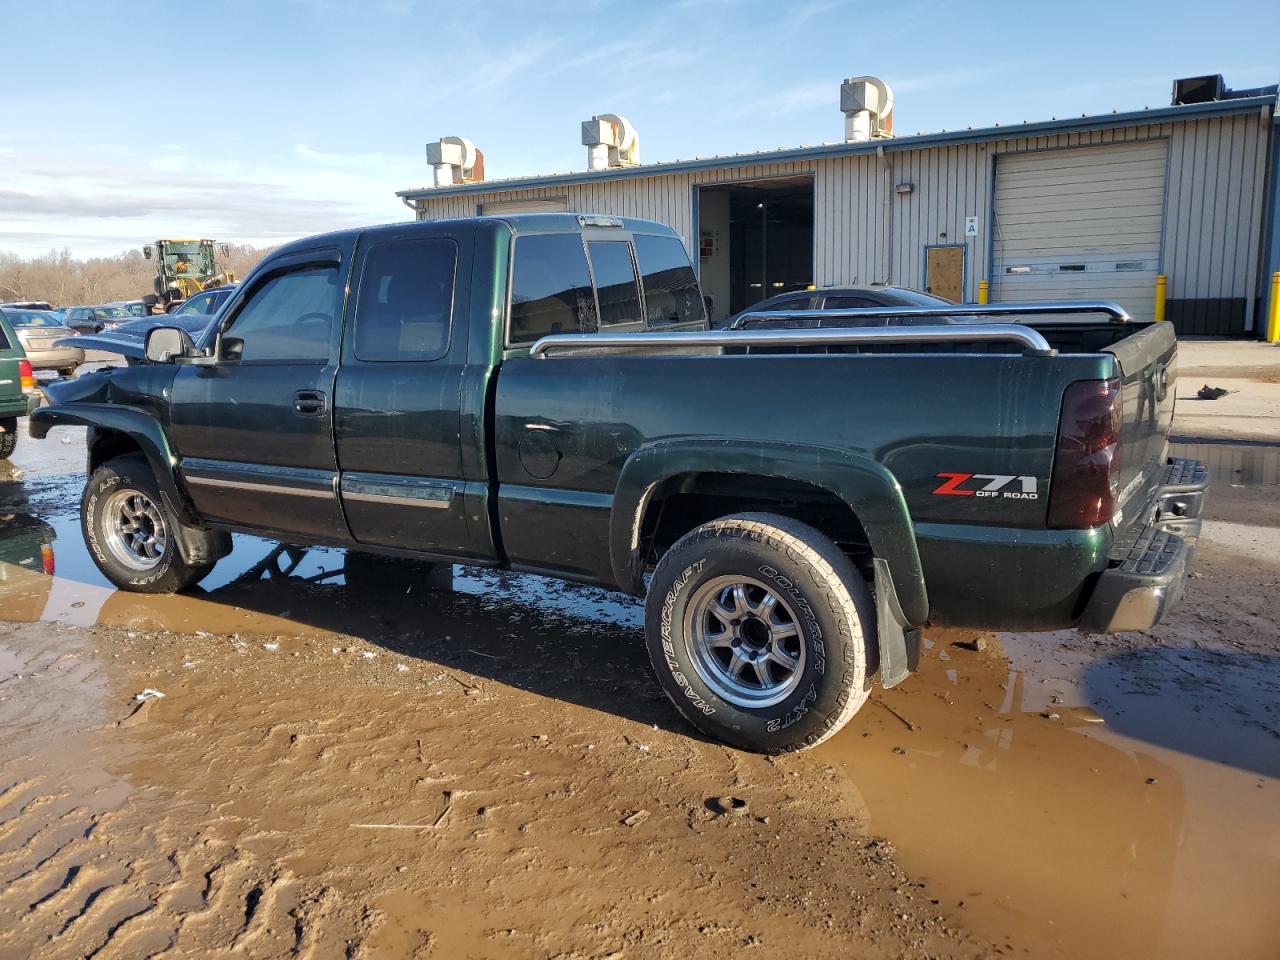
[
  {"x1": 333, "y1": 227, "x2": 477, "y2": 560},
  {"x1": 925, "y1": 245, "x2": 965, "y2": 302},
  {"x1": 168, "y1": 247, "x2": 350, "y2": 542}
]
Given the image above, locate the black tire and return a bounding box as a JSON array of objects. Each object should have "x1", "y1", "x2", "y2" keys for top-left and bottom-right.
[
  {"x1": 58, "y1": 366, "x2": 77, "y2": 378},
  {"x1": 83, "y1": 454, "x2": 217, "y2": 593},
  {"x1": 0, "y1": 429, "x2": 15, "y2": 460},
  {"x1": 645, "y1": 512, "x2": 874, "y2": 753}
]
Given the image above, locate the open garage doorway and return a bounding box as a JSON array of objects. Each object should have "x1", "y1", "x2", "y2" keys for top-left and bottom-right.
[{"x1": 696, "y1": 176, "x2": 814, "y2": 325}]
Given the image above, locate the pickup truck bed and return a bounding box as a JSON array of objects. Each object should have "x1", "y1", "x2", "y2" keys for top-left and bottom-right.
[{"x1": 32, "y1": 214, "x2": 1205, "y2": 752}]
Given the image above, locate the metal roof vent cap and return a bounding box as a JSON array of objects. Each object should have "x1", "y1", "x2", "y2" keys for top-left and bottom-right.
[
  {"x1": 841, "y1": 77, "x2": 894, "y2": 142},
  {"x1": 581, "y1": 114, "x2": 639, "y2": 170},
  {"x1": 425, "y1": 136, "x2": 484, "y2": 187}
]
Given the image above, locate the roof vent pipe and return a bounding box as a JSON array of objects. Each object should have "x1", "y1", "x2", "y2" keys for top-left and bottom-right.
[
  {"x1": 425, "y1": 136, "x2": 484, "y2": 187},
  {"x1": 841, "y1": 77, "x2": 894, "y2": 142},
  {"x1": 581, "y1": 114, "x2": 639, "y2": 170}
]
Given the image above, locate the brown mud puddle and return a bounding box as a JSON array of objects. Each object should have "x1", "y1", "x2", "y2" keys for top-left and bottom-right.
[{"x1": 0, "y1": 453, "x2": 1278, "y2": 958}]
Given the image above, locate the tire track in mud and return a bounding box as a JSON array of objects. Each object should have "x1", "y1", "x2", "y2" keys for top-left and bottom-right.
[
  {"x1": 0, "y1": 627, "x2": 373, "y2": 960},
  {"x1": 0, "y1": 599, "x2": 988, "y2": 960}
]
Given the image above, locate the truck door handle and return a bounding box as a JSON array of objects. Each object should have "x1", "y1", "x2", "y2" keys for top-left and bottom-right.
[{"x1": 293, "y1": 390, "x2": 327, "y2": 416}]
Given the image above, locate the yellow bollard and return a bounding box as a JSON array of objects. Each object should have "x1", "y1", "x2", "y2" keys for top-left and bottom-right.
[
  {"x1": 977, "y1": 279, "x2": 989, "y2": 305},
  {"x1": 1269, "y1": 272, "x2": 1280, "y2": 343},
  {"x1": 1154, "y1": 274, "x2": 1167, "y2": 321}
]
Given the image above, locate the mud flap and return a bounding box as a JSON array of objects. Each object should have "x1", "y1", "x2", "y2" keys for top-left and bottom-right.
[{"x1": 873, "y1": 557, "x2": 920, "y2": 688}]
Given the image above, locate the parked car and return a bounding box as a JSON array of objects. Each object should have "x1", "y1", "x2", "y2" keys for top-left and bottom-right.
[
  {"x1": 0, "y1": 300, "x2": 54, "y2": 311},
  {"x1": 0, "y1": 308, "x2": 83, "y2": 375},
  {"x1": 33, "y1": 214, "x2": 1205, "y2": 754},
  {"x1": 62, "y1": 304, "x2": 137, "y2": 334},
  {"x1": 111, "y1": 300, "x2": 149, "y2": 318},
  {"x1": 80, "y1": 285, "x2": 240, "y2": 344},
  {"x1": 0, "y1": 309, "x2": 39, "y2": 459},
  {"x1": 722, "y1": 285, "x2": 964, "y2": 329}
]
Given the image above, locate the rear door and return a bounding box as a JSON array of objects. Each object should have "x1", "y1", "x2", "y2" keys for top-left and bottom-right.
[
  {"x1": 0, "y1": 312, "x2": 23, "y2": 412},
  {"x1": 168, "y1": 246, "x2": 350, "y2": 540},
  {"x1": 332, "y1": 224, "x2": 479, "y2": 559}
]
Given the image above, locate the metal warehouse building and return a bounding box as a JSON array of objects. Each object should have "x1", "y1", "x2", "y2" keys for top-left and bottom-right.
[{"x1": 398, "y1": 79, "x2": 1280, "y2": 337}]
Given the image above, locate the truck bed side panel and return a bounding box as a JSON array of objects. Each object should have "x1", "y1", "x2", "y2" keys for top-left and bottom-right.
[{"x1": 493, "y1": 351, "x2": 1113, "y2": 595}]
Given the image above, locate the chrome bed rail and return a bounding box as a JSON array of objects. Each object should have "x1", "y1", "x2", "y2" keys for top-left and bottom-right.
[
  {"x1": 527, "y1": 298, "x2": 1141, "y2": 359},
  {"x1": 529, "y1": 322, "x2": 1056, "y2": 359},
  {"x1": 728, "y1": 298, "x2": 1134, "y2": 329}
]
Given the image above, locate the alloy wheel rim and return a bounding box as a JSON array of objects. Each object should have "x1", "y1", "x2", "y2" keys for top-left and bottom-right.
[
  {"x1": 684, "y1": 575, "x2": 806, "y2": 708},
  {"x1": 102, "y1": 488, "x2": 167, "y2": 571}
]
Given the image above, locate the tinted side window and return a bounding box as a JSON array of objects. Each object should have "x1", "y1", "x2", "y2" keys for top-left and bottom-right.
[
  {"x1": 633, "y1": 235, "x2": 705, "y2": 327},
  {"x1": 822, "y1": 295, "x2": 877, "y2": 309},
  {"x1": 354, "y1": 239, "x2": 456, "y2": 362},
  {"x1": 509, "y1": 234, "x2": 597, "y2": 344},
  {"x1": 174, "y1": 294, "x2": 212, "y2": 316},
  {"x1": 587, "y1": 241, "x2": 642, "y2": 327},
  {"x1": 820, "y1": 295, "x2": 887, "y2": 328},
  {"x1": 0, "y1": 314, "x2": 10, "y2": 350},
  {"x1": 226, "y1": 265, "x2": 338, "y2": 362}
]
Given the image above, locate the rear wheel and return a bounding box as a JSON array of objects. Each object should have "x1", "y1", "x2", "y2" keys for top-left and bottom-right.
[
  {"x1": 644, "y1": 512, "x2": 874, "y2": 753},
  {"x1": 0, "y1": 427, "x2": 15, "y2": 460},
  {"x1": 83, "y1": 455, "x2": 217, "y2": 592},
  {"x1": 58, "y1": 365, "x2": 77, "y2": 378}
]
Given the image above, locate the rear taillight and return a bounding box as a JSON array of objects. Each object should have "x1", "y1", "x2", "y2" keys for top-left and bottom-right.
[
  {"x1": 1047, "y1": 378, "x2": 1121, "y2": 528},
  {"x1": 18, "y1": 359, "x2": 34, "y2": 391}
]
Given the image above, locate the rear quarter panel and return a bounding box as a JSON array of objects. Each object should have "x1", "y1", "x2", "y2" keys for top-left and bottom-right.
[{"x1": 493, "y1": 350, "x2": 1115, "y2": 624}]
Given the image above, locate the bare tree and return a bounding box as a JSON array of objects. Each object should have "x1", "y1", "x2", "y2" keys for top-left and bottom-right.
[{"x1": 0, "y1": 245, "x2": 275, "y2": 308}]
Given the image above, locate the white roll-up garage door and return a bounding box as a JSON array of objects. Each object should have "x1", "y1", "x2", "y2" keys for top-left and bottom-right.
[{"x1": 992, "y1": 141, "x2": 1166, "y2": 320}]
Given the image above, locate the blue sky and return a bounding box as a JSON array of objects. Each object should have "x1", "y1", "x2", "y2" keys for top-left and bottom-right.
[{"x1": 1, "y1": 0, "x2": 1275, "y2": 256}]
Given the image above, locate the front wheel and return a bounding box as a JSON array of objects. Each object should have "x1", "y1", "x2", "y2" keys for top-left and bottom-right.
[
  {"x1": 644, "y1": 512, "x2": 875, "y2": 753},
  {"x1": 83, "y1": 455, "x2": 217, "y2": 593}
]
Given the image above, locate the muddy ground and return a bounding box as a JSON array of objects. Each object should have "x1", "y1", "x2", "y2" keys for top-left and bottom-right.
[{"x1": 1, "y1": 348, "x2": 1278, "y2": 960}]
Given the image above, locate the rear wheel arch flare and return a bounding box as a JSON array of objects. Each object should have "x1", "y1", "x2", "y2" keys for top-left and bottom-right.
[{"x1": 610, "y1": 438, "x2": 928, "y2": 626}]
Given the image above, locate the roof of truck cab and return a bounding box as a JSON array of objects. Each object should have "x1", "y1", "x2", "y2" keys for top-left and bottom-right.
[{"x1": 267, "y1": 214, "x2": 681, "y2": 259}]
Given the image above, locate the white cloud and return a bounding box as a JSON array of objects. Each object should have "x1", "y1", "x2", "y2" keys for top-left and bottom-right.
[{"x1": 0, "y1": 143, "x2": 420, "y2": 258}]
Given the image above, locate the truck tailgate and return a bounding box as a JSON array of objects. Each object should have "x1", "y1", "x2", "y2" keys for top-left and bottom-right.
[{"x1": 1105, "y1": 321, "x2": 1178, "y2": 525}]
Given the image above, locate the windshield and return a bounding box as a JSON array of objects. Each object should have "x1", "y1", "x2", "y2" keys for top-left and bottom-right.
[
  {"x1": 91, "y1": 306, "x2": 134, "y2": 319},
  {"x1": 162, "y1": 241, "x2": 214, "y2": 278},
  {"x1": 10, "y1": 310, "x2": 64, "y2": 327}
]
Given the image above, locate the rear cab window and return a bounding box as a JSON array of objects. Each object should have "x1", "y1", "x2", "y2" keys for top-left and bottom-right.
[
  {"x1": 508, "y1": 234, "x2": 598, "y2": 344},
  {"x1": 587, "y1": 241, "x2": 643, "y2": 330},
  {"x1": 634, "y1": 234, "x2": 705, "y2": 328}
]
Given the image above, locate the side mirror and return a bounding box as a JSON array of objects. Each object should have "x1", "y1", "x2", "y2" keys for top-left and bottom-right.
[
  {"x1": 143, "y1": 245, "x2": 153, "y2": 260},
  {"x1": 145, "y1": 326, "x2": 195, "y2": 364}
]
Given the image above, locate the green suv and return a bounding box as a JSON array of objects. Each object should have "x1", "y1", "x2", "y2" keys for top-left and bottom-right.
[{"x1": 0, "y1": 308, "x2": 39, "y2": 459}]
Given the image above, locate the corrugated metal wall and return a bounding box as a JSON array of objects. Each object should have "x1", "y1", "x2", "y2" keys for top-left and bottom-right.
[{"x1": 412, "y1": 112, "x2": 1271, "y2": 323}]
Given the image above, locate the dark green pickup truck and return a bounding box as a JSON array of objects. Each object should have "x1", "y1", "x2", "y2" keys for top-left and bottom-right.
[{"x1": 33, "y1": 214, "x2": 1206, "y2": 752}]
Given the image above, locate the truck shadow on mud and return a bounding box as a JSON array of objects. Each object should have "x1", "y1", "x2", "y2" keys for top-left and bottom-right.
[
  {"x1": 1083, "y1": 645, "x2": 1280, "y2": 778},
  {"x1": 107, "y1": 544, "x2": 704, "y2": 740}
]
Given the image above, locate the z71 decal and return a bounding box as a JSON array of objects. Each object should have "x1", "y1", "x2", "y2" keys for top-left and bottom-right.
[{"x1": 933, "y1": 473, "x2": 1040, "y2": 500}]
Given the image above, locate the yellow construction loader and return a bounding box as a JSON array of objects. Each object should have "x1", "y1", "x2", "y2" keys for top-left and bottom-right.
[{"x1": 142, "y1": 239, "x2": 237, "y2": 313}]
